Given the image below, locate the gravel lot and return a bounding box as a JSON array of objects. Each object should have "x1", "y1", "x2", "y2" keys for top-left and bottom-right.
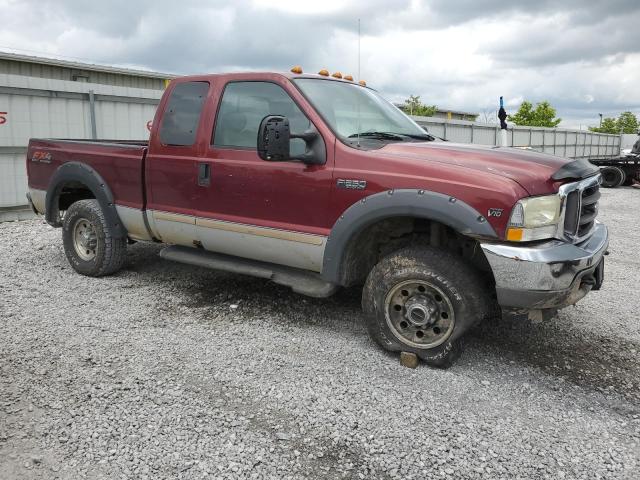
[{"x1": 1, "y1": 187, "x2": 639, "y2": 479}]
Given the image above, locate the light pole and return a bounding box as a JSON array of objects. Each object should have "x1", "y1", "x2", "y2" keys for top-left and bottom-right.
[{"x1": 599, "y1": 113, "x2": 603, "y2": 127}]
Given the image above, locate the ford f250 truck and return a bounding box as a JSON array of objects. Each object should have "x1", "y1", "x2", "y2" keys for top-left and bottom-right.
[{"x1": 26, "y1": 69, "x2": 608, "y2": 367}]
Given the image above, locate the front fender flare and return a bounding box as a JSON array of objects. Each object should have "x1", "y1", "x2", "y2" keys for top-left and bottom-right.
[
  {"x1": 45, "y1": 162, "x2": 127, "y2": 238},
  {"x1": 321, "y1": 189, "x2": 498, "y2": 285}
]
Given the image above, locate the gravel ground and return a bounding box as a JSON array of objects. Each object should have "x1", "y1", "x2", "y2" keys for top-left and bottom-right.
[{"x1": 1, "y1": 187, "x2": 639, "y2": 480}]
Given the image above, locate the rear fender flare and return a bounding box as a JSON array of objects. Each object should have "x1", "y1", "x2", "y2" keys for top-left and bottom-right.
[
  {"x1": 45, "y1": 162, "x2": 127, "y2": 238},
  {"x1": 321, "y1": 189, "x2": 498, "y2": 285}
]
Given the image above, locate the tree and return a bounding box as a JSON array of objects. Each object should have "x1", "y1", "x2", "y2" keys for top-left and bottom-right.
[
  {"x1": 590, "y1": 117, "x2": 618, "y2": 134},
  {"x1": 589, "y1": 111, "x2": 639, "y2": 134},
  {"x1": 508, "y1": 100, "x2": 562, "y2": 127},
  {"x1": 617, "y1": 111, "x2": 639, "y2": 134},
  {"x1": 401, "y1": 95, "x2": 437, "y2": 117}
]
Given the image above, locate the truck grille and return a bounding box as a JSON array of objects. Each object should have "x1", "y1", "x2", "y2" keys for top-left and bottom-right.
[{"x1": 562, "y1": 175, "x2": 601, "y2": 242}]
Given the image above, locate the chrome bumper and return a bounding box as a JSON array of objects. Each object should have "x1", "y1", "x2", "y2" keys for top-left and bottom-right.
[{"x1": 480, "y1": 222, "x2": 609, "y2": 309}]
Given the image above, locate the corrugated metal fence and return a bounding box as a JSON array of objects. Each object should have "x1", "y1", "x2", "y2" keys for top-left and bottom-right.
[
  {"x1": 412, "y1": 116, "x2": 621, "y2": 159},
  {"x1": 0, "y1": 73, "x2": 160, "y2": 208}
]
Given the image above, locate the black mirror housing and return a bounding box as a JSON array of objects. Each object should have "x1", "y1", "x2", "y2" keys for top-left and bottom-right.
[{"x1": 257, "y1": 115, "x2": 290, "y2": 161}]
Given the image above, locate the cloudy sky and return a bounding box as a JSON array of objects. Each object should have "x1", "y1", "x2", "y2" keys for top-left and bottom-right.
[{"x1": 2, "y1": 0, "x2": 639, "y2": 128}]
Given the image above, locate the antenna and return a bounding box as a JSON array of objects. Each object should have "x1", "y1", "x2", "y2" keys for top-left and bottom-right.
[{"x1": 357, "y1": 18, "x2": 361, "y2": 147}]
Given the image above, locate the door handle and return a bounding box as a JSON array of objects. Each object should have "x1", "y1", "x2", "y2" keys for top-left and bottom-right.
[{"x1": 197, "y1": 162, "x2": 211, "y2": 187}]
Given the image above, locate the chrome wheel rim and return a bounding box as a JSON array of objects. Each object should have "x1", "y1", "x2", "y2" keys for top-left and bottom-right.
[
  {"x1": 72, "y1": 218, "x2": 98, "y2": 261},
  {"x1": 384, "y1": 280, "x2": 455, "y2": 349}
]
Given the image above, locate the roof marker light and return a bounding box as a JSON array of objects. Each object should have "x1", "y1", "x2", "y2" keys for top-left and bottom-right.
[
  {"x1": 332, "y1": 71, "x2": 343, "y2": 79},
  {"x1": 318, "y1": 69, "x2": 329, "y2": 76},
  {"x1": 290, "y1": 65, "x2": 303, "y2": 74},
  {"x1": 344, "y1": 75, "x2": 354, "y2": 81},
  {"x1": 358, "y1": 80, "x2": 367, "y2": 86}
]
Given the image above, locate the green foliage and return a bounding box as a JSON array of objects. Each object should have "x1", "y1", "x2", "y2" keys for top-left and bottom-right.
[
  {"x1": 507, "y1": 100, "x2": 562, "y2": 128},
  {"x1": 589, "y1": 111, "x2": 639, "y2": 134},
  {"x1": 402, "y1": 95, "x2": 438, "y2": 117},
  {"x1": 590, "y1": 117, "x2": 618, "y2": 134}
]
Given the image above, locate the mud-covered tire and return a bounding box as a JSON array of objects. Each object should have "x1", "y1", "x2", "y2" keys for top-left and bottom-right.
[
  {"x1": 62, "y1": 199, "x2": 126, "y2": 277},
  {"x1": 362, "y1": 246, "x2": 491, "y2": 368}
]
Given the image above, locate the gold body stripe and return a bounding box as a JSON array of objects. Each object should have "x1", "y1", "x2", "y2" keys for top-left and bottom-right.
[
  {"x1": 197, "y1": 218, "x2": 324, "y2": 245},
  {"x1": 153, "y1": 211, "x2": 196, "y2": 225},
  {"x1": 153, "y1": 210, "x2": 324, "y2": 245}
]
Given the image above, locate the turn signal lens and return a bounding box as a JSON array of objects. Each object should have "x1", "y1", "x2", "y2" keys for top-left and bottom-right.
[
  {"x1": 290, "y1": 65, "x2": 303, "y2": 74},
  {"x1": 318, "y1": 69, "x2": 329, "y2": 76},
  {"x1": 332, "y1": 71, "x2": 342, "y2": 79},
  {"x1": 344, "y1": 75, "x2": 354, "y2": 81},
  {"x1": 359, "y1": 80, "x2": 367, "y2": 86},
  {"x1": 506, "y1": 228, "x2": 524, "y2": 241}
]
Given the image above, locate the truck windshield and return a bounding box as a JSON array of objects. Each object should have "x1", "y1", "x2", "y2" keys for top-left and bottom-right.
[{"x1": 293, "y1": 78, "x2": 432, "y2": 146}]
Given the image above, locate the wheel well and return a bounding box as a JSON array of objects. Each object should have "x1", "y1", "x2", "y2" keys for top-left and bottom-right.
[
  {"x1": 49, "y1": 181, "x2": 96, "y2": 224},
  {"x1": 339, "y1": 216, "x2": 494, "y2": 287},
  {"x1": 58, "y1": 181, "x2": 96, "y2": 210}
]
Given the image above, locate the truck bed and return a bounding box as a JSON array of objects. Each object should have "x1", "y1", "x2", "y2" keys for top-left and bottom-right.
[{"x1": 26, "y1": 138, "x2": 149, "y2": 210}]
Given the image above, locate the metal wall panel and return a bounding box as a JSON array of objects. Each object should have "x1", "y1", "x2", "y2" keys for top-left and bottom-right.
[
  {"x1": 0, "y1": 58, "x2": 167, "y2": 90},
  {"x1": 0, "y1": 73, "x2": 161, "y2": 207},
  {"x1": 412, "y1": 116, "x2": 621, "y2": 160},
  {"x1": 0, "y1": 150, "x2": 28, "y2": 207}
]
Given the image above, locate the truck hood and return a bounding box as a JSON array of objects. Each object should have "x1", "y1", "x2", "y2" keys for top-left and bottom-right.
[{"x1": 378, "y1": 142, "x2": 595, "y2": 195}]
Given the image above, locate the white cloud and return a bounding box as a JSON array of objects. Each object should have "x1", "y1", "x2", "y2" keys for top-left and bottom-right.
[{"x1": 0, "y1": 0, "x2": 638, "y2": 128}]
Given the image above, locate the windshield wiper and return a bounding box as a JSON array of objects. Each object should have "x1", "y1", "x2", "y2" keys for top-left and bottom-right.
[
  {"x1": 347, "y1": 131, "x2": 404, "y2": 141},
  {"x1": 348, "y1": 131, "x2": 435, "y2": 142},
  {"x1": 391, "y1": 132, "x2": 435, "y2": 141}
]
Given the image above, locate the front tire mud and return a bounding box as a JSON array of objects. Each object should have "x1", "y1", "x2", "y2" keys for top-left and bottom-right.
[{"x1": 362, "y1": 246, "x2": 491, "y2": 368}]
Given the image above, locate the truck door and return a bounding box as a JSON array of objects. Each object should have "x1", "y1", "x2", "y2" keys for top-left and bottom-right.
[
  {"x1": 197, "y1": 80, "x2": 335, "y2": 272},
  {"x1": 145, "y1": 80, "x2": 210, "y2": 247}
]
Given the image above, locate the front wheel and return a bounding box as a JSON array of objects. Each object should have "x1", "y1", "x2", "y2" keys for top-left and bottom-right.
[
  {"x1": 362, "y1": 246, "x2": 491, "y2": 368},
  {"x1": 62, "y1": 199, "x2": 126, "y2": 277}
]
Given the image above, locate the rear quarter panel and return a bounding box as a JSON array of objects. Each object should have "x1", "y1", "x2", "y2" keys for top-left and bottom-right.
[{"x1": 27, "y1": 139, "x2": 147, "y2": 209}]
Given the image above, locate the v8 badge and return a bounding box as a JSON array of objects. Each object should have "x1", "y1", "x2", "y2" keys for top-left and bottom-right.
[{"x1": 488, "y1": 208, "x2": 503, "y2": 218}]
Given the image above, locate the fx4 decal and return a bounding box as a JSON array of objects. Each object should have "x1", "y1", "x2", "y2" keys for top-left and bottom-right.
[
  {"x1": 488, "y1": 208, "x2": 503, "y2": 218},
  {"x1": 31, "y1": 151, "x2": 53, "y2": 164}
]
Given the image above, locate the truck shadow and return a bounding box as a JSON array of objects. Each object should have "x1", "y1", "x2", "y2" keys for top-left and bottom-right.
[
  {"x1": 125, "y1": 243, "x2": 640, "y2": 405},
  {"x1": 468, "y1": 317, "x2": 640, "y2": 406}
]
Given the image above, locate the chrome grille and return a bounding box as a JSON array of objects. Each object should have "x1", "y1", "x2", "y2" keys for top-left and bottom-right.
[
  {"x1": 559, "y1": 175, "x2": 601, "y2": 243},
  {"x1": 578, "y1": 184, "x2": 600, "y2": 237}
]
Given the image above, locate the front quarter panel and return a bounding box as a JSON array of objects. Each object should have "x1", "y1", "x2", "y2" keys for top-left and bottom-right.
[{"x1": 330, "y1": 142, "x2": 529, "y2": 239}]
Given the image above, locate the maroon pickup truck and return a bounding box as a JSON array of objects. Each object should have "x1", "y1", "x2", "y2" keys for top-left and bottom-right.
[{"x1": 26, "y1": 69, "x2": 608, "y2": 367}]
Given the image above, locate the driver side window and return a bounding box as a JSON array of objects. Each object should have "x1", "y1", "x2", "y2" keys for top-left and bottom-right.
[{"x1": 213, "y1": 81, "x2": 310, "y2": 156}]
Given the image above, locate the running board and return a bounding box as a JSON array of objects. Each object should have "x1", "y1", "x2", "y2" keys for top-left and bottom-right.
[{"x1": 159, "y1": 245, "x2": 338, "y2": 298}]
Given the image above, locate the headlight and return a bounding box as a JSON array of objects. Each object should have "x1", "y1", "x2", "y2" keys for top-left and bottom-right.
[{"x1": 506, "y1": 194, "x2": 561, "y2": 241}]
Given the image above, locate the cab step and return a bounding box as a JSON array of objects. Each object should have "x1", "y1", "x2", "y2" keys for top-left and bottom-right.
[{"x1": 159, "y1": 245, "x2": 338, "y2": 298}]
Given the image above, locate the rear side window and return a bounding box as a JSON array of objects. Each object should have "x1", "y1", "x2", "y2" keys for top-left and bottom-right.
[
  {"x1": 213, "y1": 81, "x2": 310, "y2": 154},
  {"x1": 159, "y1": 81, "x2": 209, "y2": 146}
]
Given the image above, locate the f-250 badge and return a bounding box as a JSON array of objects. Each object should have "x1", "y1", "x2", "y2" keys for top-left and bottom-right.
[
  {"x1": 488, "y1": 208, "x2": 503, "y2": 217},
  {"x1": 337, "y1": 179, "x2": 367, "y2": 190}
]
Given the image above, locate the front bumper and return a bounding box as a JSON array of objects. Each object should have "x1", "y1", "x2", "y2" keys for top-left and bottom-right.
[{"x1": 480, "y1": 222, "x2": 609, "y2": 309}]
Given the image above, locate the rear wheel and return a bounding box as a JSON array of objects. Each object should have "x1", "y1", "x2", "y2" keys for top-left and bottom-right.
[
  {"x1": 622, "y1": 167, "x2": 636, "y2": 186},
  {"x1": 362, "y1": 246, "x2": 491, "y2": 368},
  {"x1": 62, "y1": 199, "x2": 126, "y2": 276},
  {"x1": 600, "y1": 166, "x2": 625, "y2": 188}
]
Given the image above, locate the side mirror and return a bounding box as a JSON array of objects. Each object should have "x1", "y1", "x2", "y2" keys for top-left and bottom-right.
[
  {"x1": 257, "y1": 114, "x2": 327, "y2": 165},
  {"x1": 257, "y1": 115, "x2": 290, "y2": 161}
]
